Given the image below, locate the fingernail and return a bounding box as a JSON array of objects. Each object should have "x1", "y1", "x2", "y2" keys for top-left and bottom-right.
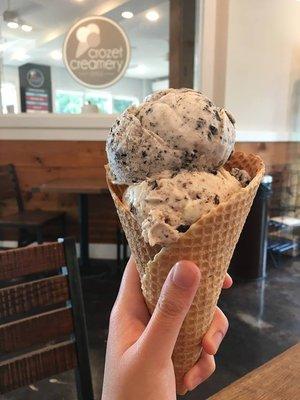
[
  {"x1": 172, "y1": 261, "x2": 198, "y2": 289},
  {"x1": 213, "y1": 331, "x2": 224, "y2": 350}
]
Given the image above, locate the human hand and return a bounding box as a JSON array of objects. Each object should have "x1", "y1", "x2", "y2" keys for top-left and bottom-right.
[{"x1": 102, "y1": 257, "x2": 232, "y2": 400}]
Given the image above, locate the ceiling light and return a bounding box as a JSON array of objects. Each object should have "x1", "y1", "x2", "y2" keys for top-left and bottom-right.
[
  {"x1": 11, "y1": 49, "x2": 29, "y2": 61},
  {"x1": 21, "y1": 24, "x2": 33, "y2": 32},
  {"x1": 122, "y1": 11, "x2": 134, "y2": 19},
  {"x1": 146, "y1": 10, "x2": 159, "y2": 22},
  {"x1": 136, "y1": 64, "x2": 147, "y2": 74},
  {"x1": 7, "y1": 21, "x2": 19, "y2": 29},
  {"x1": 51, "y1": 50, "x2": 62, "y2": 61}
]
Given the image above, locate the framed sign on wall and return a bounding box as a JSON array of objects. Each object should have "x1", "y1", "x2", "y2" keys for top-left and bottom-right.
[{"x1": 19, "y1": 63, "x2": 53, "y2": 113}]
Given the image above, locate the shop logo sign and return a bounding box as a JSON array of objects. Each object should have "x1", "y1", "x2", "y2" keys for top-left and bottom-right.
[
  {"x1": 27, "y1": 68, "x2": 45, "y2": 88},
  {"x1": 63, "y1": 16, "x2": 130, "y2": 88}
]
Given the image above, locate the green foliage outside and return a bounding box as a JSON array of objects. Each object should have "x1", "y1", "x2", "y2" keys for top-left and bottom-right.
[{"x1": 55, "y1": 91, "x2": 138, "y2": 114}]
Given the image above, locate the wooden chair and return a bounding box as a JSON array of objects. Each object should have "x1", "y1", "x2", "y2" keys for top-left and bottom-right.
[
  {"x1": 0, "y1": 164, "x2": 65, "y2": 246},
  {"x1": 0, "y1": 238, "x2": 94, "y2": 399}
]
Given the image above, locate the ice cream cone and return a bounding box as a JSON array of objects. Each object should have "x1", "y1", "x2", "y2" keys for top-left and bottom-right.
[{"x1": 106, "y1": 151, "x2": 265, "y2": 394}]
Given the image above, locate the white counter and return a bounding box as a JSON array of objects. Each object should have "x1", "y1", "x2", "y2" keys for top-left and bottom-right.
[
  {"x1": 0, "y1": 114, "x2": 299, "y2": 142},
  {"x1": 0, "y1": 113, "x2": 115, "y2": 141}
]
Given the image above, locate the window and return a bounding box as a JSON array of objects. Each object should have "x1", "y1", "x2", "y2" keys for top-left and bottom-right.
[
  {"x1": 84, "y1": 93, "x2": 112, "y2": 114},
  {"x1": 112, "y1": 96, "x2": 139, "y2": 114},
  {"x1": 55, "y1": 90, "x2": 84, "y2": 114},
  {"x1": 1, "y1": 0, "x2": 170, "y2": 116},
  {"x1": 55, "y1": 90, "x2": 139, "y2": 114},
  {"x1": 83, "y1": 94, "x2": 138, "y2": 114}
]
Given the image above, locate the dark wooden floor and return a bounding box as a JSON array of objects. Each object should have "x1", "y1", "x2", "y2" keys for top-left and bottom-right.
[{"x1": 2, "y1": 256, "x2": 300, "y2": 400}]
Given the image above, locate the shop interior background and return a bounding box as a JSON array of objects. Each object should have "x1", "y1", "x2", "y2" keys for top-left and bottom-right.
[{"x1": 0, "y1": 0, "x2": 169, "y2": 115}]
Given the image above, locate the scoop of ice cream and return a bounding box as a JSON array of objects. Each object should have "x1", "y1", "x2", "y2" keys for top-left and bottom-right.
[
  {"x1": 123, "y1": 168, "x2": 242, "y2": 246},
  {"x1": 106, "y1": 88, "x2": 236, "y2": 185}
]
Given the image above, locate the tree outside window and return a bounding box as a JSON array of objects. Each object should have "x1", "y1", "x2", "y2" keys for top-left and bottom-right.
[
  {"x1": 55, "y1": 90, "x2": 139, "y2": 114},
  {"x1": 112, "y1": 96, "x2": 139, "y2": 114},
  {"x1": 55, "y1": 90, "x2": 83, "y2": 114},
  {"x1": 84, "y1": 93, "x2": 111, "y2": 114}
]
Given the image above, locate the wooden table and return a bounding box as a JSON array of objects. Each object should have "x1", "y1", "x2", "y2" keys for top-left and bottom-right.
[
  {"x1": 209, "y1": 343, "x2": 300, "y2": 400},
  {"x1": 33, "y1": 178, "x2": 108, "y2": 269}
]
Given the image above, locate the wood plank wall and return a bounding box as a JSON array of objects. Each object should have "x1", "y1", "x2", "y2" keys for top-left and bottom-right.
[
  {"x1": 236, "y1": 142, "x2": 300, "y2": 172},
  {"x1": 0, "y1": 140, "x2": 299, "y2": 244},
  {"x1": 0, "y1": 141, "x2": 117, "y2": 244}
]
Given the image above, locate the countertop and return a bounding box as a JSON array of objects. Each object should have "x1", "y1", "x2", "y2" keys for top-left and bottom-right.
[{"x1": 0, "y1": 114, "x2": 299, "y2": 142}]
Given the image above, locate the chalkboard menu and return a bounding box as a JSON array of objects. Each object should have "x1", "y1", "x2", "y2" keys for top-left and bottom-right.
[{"x1": 19, "y1": 63, "x2": 53, "y2": 113}]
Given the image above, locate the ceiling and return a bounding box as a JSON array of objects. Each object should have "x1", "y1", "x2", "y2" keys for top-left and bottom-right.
[{"x1": 0, "y1": 0, "x2": 169, "y2": 80}]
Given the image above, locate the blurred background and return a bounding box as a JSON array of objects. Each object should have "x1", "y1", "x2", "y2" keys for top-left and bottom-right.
[{"x1": 0, "y1": 1, "x2": 299, "y2": 399}]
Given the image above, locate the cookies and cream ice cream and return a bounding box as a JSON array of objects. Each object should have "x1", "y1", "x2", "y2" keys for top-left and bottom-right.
[
  {"x1": 123, "y1": 168, "x2": 243, "y2": 246},
  {"x1": 106, "y1": 88, "x2": 236, "y2": 185},
  {"x1": 106, "y1": 88, "x2": 251, "y2": 247}
]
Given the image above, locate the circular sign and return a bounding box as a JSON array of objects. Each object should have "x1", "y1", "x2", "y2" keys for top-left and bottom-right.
[
  {"x1": 26, "y1": 69, "x2": 45, "y2": 88},
  {"x1": 63, "y1": 16, "x2": 131, "y2": 88}
]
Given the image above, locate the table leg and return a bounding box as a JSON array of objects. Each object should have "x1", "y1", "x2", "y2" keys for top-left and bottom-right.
[{"x1": 78, "y1": 193, "x2": 89, "y2": 268}]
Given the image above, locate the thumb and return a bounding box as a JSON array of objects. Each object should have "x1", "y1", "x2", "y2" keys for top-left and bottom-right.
[{"x1": 140, "y1": 260, "x2": 201, "y2": 361}]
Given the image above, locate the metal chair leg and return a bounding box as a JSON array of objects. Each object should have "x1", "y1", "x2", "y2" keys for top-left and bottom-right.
[
  {"x1": 268, "y1": 250, "x2": 279, "y2": 269},
  {"x1": 36, "y1": 227, "x2": 43, "y2": 244},
  {"x1": 18, "y1": 228, "x2": 28, "y2": 247}
]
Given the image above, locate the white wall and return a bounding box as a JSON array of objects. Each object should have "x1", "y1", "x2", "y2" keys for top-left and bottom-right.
[
  {"x1": 225, "y1": 0, "x2": 300, "y2": 137},
  {"x1": 2, "y1": 64, "x2": 152, "y2": 111}
]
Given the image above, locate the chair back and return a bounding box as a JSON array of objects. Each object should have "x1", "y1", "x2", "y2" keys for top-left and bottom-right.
[
  {"x1": 0, "y1": 164, "x2": 24, "y2": 212},
  {"x1": 0, "y1": 238, "x2": 94, "y2": 399}
]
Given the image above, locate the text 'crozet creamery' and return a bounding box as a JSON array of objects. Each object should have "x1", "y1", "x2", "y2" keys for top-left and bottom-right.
[{"x1": 70, "y1": 46, "x2": 124, "y2": 72}]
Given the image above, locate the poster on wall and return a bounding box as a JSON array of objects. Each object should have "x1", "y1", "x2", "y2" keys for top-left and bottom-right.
[
  {"x1": 19, "y1": 63, "x2": 53, "y2": 113},
  {"x1": 63, "y1": 16, "x2": 131, "y2": 89}
]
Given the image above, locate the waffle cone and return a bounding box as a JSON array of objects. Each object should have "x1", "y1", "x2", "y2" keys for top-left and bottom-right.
[{"x1": 106, "y1": 151, "x2": 265, "y2": 394}]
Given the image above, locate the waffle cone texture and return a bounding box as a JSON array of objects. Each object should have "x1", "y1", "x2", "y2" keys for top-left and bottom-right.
[{"x1": 106, "y1": 151, "x2": 265, "y2": 394}]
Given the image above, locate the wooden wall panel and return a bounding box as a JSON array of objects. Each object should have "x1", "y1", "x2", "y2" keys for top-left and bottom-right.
[
  {"x1": 0, "y1": 140, "x2": 299, "y2": 244},
  {"x1": 0, "y1": 140, "x2": 118, "y2": 244},
  {"x1": 0, "y1": 141, "x2": 107, "y2": 169},
  {"x1": 235, "y1": 142, "x2": 300, "y2": 171}
]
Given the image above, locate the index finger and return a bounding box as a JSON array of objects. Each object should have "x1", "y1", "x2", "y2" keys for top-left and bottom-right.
[{"x1": 113, "y1": 256, "x2": 150, "y2": 323}]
